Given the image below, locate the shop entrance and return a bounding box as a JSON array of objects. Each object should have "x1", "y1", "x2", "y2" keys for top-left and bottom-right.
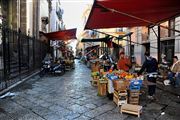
[{"x1": 161, "y1": 39, "x2": 175, "y2": 64}]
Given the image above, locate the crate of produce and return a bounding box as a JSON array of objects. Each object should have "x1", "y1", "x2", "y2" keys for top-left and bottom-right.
[{"x1": 113, "y1": 80, "x2": 127, "y2": 91}]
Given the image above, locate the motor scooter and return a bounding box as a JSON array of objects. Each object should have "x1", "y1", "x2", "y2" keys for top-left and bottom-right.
[{"x1": 40, "y1": 59, "x2": 65, "y2": 77}]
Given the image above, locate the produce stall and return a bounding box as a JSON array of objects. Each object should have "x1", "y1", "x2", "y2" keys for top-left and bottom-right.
[{"x1": 90, "y1": 63, "x2": 144, "y2": 117}]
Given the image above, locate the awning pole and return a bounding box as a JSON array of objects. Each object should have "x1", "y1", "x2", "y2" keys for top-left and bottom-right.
[{"x1": 157, "y1": 26, "x2": 161, "y2": 63}]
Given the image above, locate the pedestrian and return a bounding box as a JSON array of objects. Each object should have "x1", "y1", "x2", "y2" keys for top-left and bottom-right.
[
  {"x1": 167, "y1": 56, "x2": 180, "y2": 87},
  {"x1": 117, "y1": 51, "x2": 131, "y2": 72},
  {"x1": 137, "y1": 51, "x2": 158, "y2": 100}
]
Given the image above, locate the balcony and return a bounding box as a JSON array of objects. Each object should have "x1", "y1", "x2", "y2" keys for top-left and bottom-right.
[{"x1": 56, "y1": 8, "x2": 63, "y2": 21}]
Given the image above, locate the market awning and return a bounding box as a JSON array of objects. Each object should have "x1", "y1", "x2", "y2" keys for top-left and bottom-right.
[
  {"x1": 85, "y1": 45, "x2": 100, "y2": 50},
  {"x1": 44, "y1": 28, "x2": 77, "y2": 40},
  {"x1": 85, "y1": 0, "x2": 180, "y2": 29},
  {"x1": 81, "y1": 37, "x2": 110, "y2": 42},
  {"x1": 81, "y1": 36, "x2": 121, "y2": 48}
]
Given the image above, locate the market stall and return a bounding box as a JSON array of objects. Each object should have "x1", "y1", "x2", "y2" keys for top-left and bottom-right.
[{"x1": 90, "y1": 60, "x2": 144, "y2": 117}]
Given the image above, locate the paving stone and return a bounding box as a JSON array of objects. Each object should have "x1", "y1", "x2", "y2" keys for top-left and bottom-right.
[
  {"x1": 68, "y1": 104, "x2": 90, "y2": 114},
  {"x1": 84, "y1": 104, "x2": 115, "y2": 118},
  {"x1": 74, "y1": 115, "x2": 91, "y2": 120},
  {"x1": 17, "y1": 113, "x2": 45, "y2": 120},
  {"x1": 0, "y1": 113, "x2": 13, "y2": 120},
  {"x1": 44, "y1": 113, "x2": 65, "y2": 120},
  {"x1": 64, "y1": 112, "x2": 80, "y2": 120},
  {"x1": 145, "y1": 103, "x2": 165, "y2": 111},
  {"x1": 30, "y1": 105, "x2": 51, "y2": 116},
  {"x1": 95, "y1": 111, "x2": 128, "y2": 120},
  {"x1": 49, "y1": 104, "x2": 66, "y2": 112},
  {"x1": 84, "y1": 103, "x2": 97, "y2": 109},
  {"x1": 55, "y1": 108, "x2": 73, "y2": 117}
]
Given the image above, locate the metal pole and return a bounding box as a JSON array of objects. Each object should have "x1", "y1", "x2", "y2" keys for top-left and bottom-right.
[
  {"x1": 129, "y1": 35, "x2": 132, "y2": 63},
  {"x1": 18, "y1": 29, "x2": 21, "y2": 80},
  {"x1": 27, "y1": 35, "x2": 30, "y2": 71},
  {"x1": 7, "y1": 29, "x2": 10, "y2": 76},
  {"x1": 157, "y1": 25, "x2": 161, "y2": 63},
  {"x1": 2, "y1": 27, "x2": 8, "y2": 88},
  {"x1": 32, "y1": 37, "x2": 35, "y2": 69}
]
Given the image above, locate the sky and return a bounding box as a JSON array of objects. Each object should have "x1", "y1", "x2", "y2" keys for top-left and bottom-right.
[
  {"x1": 61, "y1": 0, "x2": 93, "y2": 36},
  {"x1": 60, "y1": 0, "x2": 94, "y2": 52}
]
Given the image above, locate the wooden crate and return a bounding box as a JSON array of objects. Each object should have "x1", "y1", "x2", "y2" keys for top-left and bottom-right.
[
  {"x1": 90, "y1": 80, "x2": 98, "y2": 87},
  {"x1": 92, "y1": 75, "x2": 100, "y2": 80},
  {"x1": 129, "y1": 96, "x2": 139, "y2": 105},
  {"x1": 98, "y1": 80, "x2": 107, "y2": 96},
  {"x1": 113, "y1": 80, "x2": 127, "y2": 91},
  {"x1": 113, "y1": 90, "x2": 127, "y2": 106},
  {"x1": 129, "y1": 90, "x2": 140, "y2": 97},
  {"x1": 120, "y1": 104, "x2": 142, "y2": 117}
]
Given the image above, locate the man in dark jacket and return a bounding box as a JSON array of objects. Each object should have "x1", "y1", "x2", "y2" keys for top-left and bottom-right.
[{"x1": 138, "y1": 51, "x2": 158, "y2": 99}]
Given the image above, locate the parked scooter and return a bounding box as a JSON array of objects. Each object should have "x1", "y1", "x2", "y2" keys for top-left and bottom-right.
[{"x1": 40, "y1": 59, "x2": 65, "y2": 77}]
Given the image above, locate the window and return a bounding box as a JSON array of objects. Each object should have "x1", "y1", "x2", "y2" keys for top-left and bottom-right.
[
  {"x1": 169, "y1": 19, "x2": 175, "y2": 37},
  {"x1": 160, "y1": 19, "x2": 175, "y2": 38}
]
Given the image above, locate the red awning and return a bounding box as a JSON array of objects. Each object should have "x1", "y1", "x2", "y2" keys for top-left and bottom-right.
[
  {"x1": 44, "y1": 28, "x2": 77, "y2": 40},
  {"x1": 85, "y1": 0, "x2": 180, "y2": 29}
]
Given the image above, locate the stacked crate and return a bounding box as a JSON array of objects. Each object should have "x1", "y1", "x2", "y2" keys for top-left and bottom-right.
[
  {"x1": 113, "y1": 80, "x2": 128, "y2": 106},
  {"x1": 113, "y1": 90, "x2": 128, "y2": 106},
  {"x1": 128, "y1": 80, "x2": 142, "y2": 105},
  {"x1": 128, "y1": 90, "x2": 140, "y2": 105},
  {"x1": 98, "y1": 78, "x2": 107, "y2": 96}
]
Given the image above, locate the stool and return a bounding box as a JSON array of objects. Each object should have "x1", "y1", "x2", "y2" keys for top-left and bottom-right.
[{"x1": 120, "y1": 104, "x2": 142, "y2": 117}]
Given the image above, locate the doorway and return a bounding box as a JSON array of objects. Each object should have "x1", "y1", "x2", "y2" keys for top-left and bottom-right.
[{"x1": 161, "y1": 40, "x2": 175, "y2": 64}]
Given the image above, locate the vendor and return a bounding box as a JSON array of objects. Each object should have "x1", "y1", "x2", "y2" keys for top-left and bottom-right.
[
  {"x1": 137, "y1": 51, "x2": 158, "y2": 100},
  {"x1": 117, "y1": 52, "x2": 131, "y2": 72}
]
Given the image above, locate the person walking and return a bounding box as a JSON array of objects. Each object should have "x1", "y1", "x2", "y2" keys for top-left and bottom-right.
[{"x1": 138, "y1": 51, "x2": 158, "y2": 100}]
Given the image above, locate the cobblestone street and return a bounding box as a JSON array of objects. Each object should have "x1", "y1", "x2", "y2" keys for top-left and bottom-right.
[{"x1": 0, "y1": 60, "x2": 180, "y2": 120}]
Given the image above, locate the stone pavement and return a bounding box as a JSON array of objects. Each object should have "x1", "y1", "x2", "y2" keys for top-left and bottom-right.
[{"x1": 0, "y1": 60, "x2": 180, "y2": 120}]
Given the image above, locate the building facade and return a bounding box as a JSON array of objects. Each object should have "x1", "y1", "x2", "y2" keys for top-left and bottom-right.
[
  {"x1": 49, "y1": 0, "x2": 65, "y2": 60},
  {"x1": 126, "y1": 16, "x2": 180, "y2": 65},
  {"x1": 0, "y1": 0, "x2": 51, "y2": 91}
]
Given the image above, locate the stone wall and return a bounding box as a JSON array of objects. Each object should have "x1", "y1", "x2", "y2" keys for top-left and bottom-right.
[{"x1": 20, "y1": 0, "x2": 26, "y2": 33}]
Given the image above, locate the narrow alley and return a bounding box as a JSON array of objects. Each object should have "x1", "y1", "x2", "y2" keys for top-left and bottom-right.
[{"x1": 0, "y1": 60, "x2": 179, "y2": 120}]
